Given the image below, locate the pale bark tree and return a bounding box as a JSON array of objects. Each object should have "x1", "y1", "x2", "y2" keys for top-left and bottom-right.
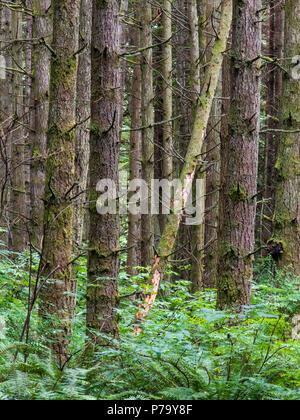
[
  {"x1": 216, "y1": 0, "x2": 262, "y2": 310},
  {"x1": 40, "y1": 0, "x2": 80, "y2": 368}
]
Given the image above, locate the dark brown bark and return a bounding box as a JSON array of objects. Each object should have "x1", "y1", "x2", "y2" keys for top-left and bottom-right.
[
  {"x1": 217, "y1": 0, "x2": 262, "y2": 310},
  {"x1": 87, "y1": 0, "x2": 122, "y2": 341}
]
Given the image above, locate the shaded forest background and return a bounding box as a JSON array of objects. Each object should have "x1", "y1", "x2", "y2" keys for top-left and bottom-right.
[{"x1": 0, "y1": 0, "x2": 299, "y2": 400}]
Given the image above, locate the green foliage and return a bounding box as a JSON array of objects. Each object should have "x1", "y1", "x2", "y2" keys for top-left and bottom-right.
[{"x1": 0, "y1": 253, "x2": 299, "y2": 400}]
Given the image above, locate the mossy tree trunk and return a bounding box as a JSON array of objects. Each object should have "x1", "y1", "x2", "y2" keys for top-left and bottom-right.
[
  {"x1": 40, "y1": 0, "x2": 80, "y2": 369},
  {"x1": 273, "y1": 0, "x2": 300, "y2": 273},
  {"x1": 30, "y1": 0, "x2": 51, "y2": 250},
  {"x1": 216, "y1": 0, "x2": 262, "y2": 311},
  {"x1": 87, "y1": 0, "x2": 122, "y2": 342}
]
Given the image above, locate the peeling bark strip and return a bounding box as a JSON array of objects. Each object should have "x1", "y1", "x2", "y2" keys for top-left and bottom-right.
[{"x1": 134, "y1": 0, "x2": 233, "y2": 333}]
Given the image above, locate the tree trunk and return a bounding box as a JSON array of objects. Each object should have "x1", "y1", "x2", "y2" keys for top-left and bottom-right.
[
  {"x1": 40, "y1": 0, "x2": 80, "y2": 368},
  {"x1": 260, "y1": 0, "x2": 284, "y2": 254},
  {"x1": 272, "y1": 0, "x2": 300, "y2": 273},
  {"x1": 127, "y1": 6, "x2": 142, "y2": 275},
  {"x1": 87, "y1": 0, "x2": 122, "y2": 342},
  {"x1": 73, "y1": 0, "x2": 92, "y2": 254},
  {"x1": 9, "y1": 4, "x2": 26, "y2": 253},
  {"x1": 141, "y1": 0, "x2": 155, "y2": 267},
  {"x1": 30, "y1": 0, "x2": 51, "y2": 250},
  {"x1": 216, "y1": 0, "x2": 261, "y2": 311}
]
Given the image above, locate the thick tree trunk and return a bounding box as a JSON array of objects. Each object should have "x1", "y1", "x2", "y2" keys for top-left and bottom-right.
[
  {"x1": 141, "y1": 0, "x2": 155, "y2": 267},
  {"x1": 216, "y1": 0, "x2": 261, "y2": 311},
  {"x1": 73, "y1": 0, "x2": 92, "y2": 253},
  {"x1": 135, "y1": 0, "x2": 233, "y2": 331},
  {"x1": 87, "y1": 0, "x2": 122, "y2": 341},
  {"x1": 40, "y1": 0, "x2": 80, "y2": 368},
  {"x1": 272, "y1": 0, "x2": 300, "y2": 273},
  {"x1": 30, "y1": 0, "x2": 51, "y2": 250}
]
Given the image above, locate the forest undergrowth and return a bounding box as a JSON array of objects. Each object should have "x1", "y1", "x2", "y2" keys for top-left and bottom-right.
[{"x1": 0, "y1": 248, "x2": 299, "y2": 401}]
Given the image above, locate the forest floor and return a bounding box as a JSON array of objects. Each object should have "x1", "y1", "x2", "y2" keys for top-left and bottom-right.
[{"x1": 0, "y1": 251, "x2": 299, "y2": 400}]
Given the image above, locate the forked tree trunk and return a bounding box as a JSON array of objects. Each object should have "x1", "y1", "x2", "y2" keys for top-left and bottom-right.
[
  {"x1": 216, "y1": 0, "x2": 261, "y2": 311},
  {"x1": 40, "y1": 0, "x2": 80, "y2": 368}
]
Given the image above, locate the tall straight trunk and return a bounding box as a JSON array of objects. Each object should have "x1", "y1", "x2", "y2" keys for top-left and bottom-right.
[
  {"x1": 0, "y1": 4, "x2": 12, "y2": 245},
  {"x1": 135, "y1": 0, "x2": 233, "y2": 331},
  {"x1": 161, "y1": 0, "x2": 173, "y2": 188},
  {"x1": 9, "y1": 4, "x2": 26, "y2": 253},
  {"x1": 188, "y1": 0, "x2": 205, "y2": 292},
  {"x1": 260, "y1": 0, "x2": 284, "y2": 253},
  {"x1": 87, "y1": 0, "x2": 122, "y2": 341},
  {"x1": 272, "y1": 0, "x2": 300, "y2": 273},
  {"x1": 30, "y1": 0, "x2": 51, "y2": 250},
  {"x1": 40, "y1": 0, "x2": 80, "y2": 368},
  {"x1": 73, "y1": 0, "x2": 92, "y2": 253},
  {"x1": 141, "y1": 0, "x2": 155, "y2": 267},
  {"x1": 127, "y1": 8, "x2": 142, "y2": 275},
  {"x1": 216, "y1": 0, "x2": 261, "y2": 310},
  {"x1": 203, "y1": 0, "x2": 222, "y2": 288}
]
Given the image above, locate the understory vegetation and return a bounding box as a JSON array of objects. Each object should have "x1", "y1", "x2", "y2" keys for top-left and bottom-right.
[{"x1": 0, "y1": 250, "x2": 299, "y2": 401}]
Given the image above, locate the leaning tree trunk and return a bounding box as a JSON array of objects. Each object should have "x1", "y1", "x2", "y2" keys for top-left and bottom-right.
[
  {"x1": 73, "y1": 0, "x2": 92, "y2": 254},
  {"x1": 40, "y1": 0, "x2": 80, "y2": 369},
  {"x1": 272, "y1": 0, "x2": 300, "y2": 273},
  {"x1": 87, "y1": 0, "x2": 122, "y2": 342},
  {"x1": 30, "y1": 0, "x2": 51, "y2": 250},
  {"x1": 216, "y1": 0, "x2": 262, "y2": 311},
  {"x1": 135, "y1": 0, "x2": 233, "y2": 332}
]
